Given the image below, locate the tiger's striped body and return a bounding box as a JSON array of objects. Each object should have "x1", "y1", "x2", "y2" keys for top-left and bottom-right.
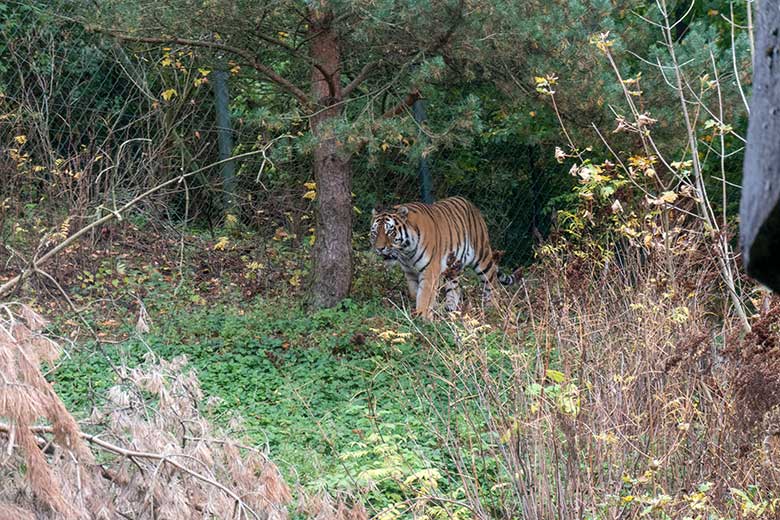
[{"x1": 370, "y1": 196, "x2": 515, "y2": 319}]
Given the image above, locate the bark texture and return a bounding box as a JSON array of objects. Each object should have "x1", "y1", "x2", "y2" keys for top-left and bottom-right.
[
  {"x1": 309, "y1": 7, "x2": 353, "y2": 307},
  {"x1": 741, "y1": 3, "x2": 780, "y2": 292}
]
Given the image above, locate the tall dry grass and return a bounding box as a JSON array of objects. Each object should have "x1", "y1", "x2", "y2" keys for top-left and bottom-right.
[{"x1": 395, "y1": 237, "x2": 779, "y2": 519}]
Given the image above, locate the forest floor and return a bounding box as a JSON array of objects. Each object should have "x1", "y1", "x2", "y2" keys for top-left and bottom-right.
[
  {"x1": 2, "y1": 222, "x2": 508, "y2": 512},
  {"x1": 4, "y1": 221, "x2": 774, "y2": 518}
]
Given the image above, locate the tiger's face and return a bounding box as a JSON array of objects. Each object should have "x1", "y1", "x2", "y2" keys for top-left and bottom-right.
[{"x1": 370, "y1": 206, "x2": 410, "y2": 261}]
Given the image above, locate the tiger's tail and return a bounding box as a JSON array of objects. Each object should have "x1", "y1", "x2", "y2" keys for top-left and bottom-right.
[
  {"x1": 498, "y1": 271, "x2": 516, "y2": 286},
  {"x1": 492, "y1": 250, "x2": 518, "y2": 286}
]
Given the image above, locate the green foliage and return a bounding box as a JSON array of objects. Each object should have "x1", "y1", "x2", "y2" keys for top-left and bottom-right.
[
  {"x1": 47, "y1": 254, "x2": 545, "y2": 516},
  {"x1": 5, "y1": 0, "x2": 751, "y2": 272},
  {"x1": 52, "y1": 275, "x2": 446, "y2": 511}
]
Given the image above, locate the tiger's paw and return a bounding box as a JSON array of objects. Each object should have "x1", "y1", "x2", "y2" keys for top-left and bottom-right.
[{"x1": 412, "y1": 308, "x2": 434, "y2": 321}]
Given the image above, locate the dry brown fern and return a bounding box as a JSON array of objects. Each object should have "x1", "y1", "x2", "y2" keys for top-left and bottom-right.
[{"x1": 0, "y1": 303, "x2": 92, "y2": 518}]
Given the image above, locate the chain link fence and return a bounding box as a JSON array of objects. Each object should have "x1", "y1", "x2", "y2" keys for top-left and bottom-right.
[{"x1": 1, "y1": 0, "x2": 569, "y2": 269}]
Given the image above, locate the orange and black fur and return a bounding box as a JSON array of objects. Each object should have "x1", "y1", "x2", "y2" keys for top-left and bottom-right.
[{"x1": 370, "y1": 196, "x2": 515, "y2": 319}]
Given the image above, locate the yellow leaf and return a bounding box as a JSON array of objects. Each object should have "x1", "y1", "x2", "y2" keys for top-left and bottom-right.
[
  {"x1": 14, "y1": 135, "x2": 27, "y2": 145},
  {"x1": 594, "y1": 431, "x2": 618, "y2": 444},
  {"x1": 660, "y1": 191, "x2": 678, "y2": 204},
  {"x1": 161, "y1": 88, "x2": 177, "y2": 101},
  {"x1": 353, "y1": 206, "x2": 362, "y2": 215},
  {"x1": 500, "y1": 428, "x2": 512, "y2": 444},
  {"x1": 198, "y1": 68, "x2": 211, "y2": 76},
  {"x1": 160, "y1": 56, "x2": 172, "y2": 67},
  {"x1": 213, "y1": 236, "x2": 230, "y2": 251},
  {"x1": 303, "y1": 181, "x2": 316, "y2": 190},
  {"x1": 380, "y1": 142, "x2": 389, "y2": 152},
  {"x1": 230, "y1": 65, "x2": 241, "y2": 75},
  {"x1": 546, "y1": 369, "x2": 566, "y2": 383},
  {"x1": 303, "y1": 190, "x2": 317, "y2": 200},
  {"x1": 671, "y1": 306, "x2": 690, "y2": 323},
  {"x1": 289, "y1": 273, "x2": 301, "y2": 287}
]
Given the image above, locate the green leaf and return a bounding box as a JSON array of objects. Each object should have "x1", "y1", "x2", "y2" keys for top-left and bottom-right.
[{"x1": 526, "y1": 382, "x2": 543, "y2": 396}]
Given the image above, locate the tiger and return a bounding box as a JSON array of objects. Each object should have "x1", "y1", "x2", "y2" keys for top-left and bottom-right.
[{"x1": 370, "y1": 196, "x2": 516, "y2": 319}]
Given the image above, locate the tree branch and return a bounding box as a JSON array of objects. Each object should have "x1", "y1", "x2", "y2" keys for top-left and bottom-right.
[
  {"x1": 92, "y1": 28, "x2": 313, "y2": 109},
  {"x1": 342, "y1": 61, "x2": 379, "y2": 98},
  {"x1": 249, "y1": 31, "x2": 336, "y2": 96}
]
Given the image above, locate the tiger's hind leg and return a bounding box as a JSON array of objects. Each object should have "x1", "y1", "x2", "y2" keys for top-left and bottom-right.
[
  {"x1": 443, "y1": 253, "x2": 463, "y2": 312},
  {"x1": 474, "y1": 255, "x2": 499, "y2": 306},
  {"x1": 443, "y1": 277, "x2": 461, "y2": 312}
]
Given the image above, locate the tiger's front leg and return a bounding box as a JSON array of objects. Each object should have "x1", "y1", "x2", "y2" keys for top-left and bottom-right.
[
  {"x1": 415, "y1": 267, "x2": 441, "y2": 320},
  {"x1": 403, "y1": 269, "x2": 419, "y2": 300}
]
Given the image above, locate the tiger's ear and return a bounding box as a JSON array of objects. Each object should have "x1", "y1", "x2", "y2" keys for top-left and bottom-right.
[
  {"x1": 372, "y1": 205, "x2": 383, "y2": 218},
  {"x1": 397, "y1": 206, "x2": 409, "y2": 219}
]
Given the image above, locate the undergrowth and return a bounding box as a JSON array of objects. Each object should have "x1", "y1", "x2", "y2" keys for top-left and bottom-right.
[
  {"x1": 44, "y1": 244, "x2": 462, "y2": 513},
  {"x1": 7, "y1": 224, "x2": 780, "y2": 519}
]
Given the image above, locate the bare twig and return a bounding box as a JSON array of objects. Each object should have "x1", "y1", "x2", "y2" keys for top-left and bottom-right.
[
  {"x1": 0, "y1": 148, "x2": 269, "y2": 299},
  {"x1": 656, "y1": 0, "x2": 750, "y2": 332}
]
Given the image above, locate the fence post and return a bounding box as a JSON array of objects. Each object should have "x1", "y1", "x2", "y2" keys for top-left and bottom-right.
[
  {"x1": 413, "y1": 97, "x2": 434, "y2": 203},
  {"x1": 213, "y1": 66, "x2": 236, "y2": 213}
]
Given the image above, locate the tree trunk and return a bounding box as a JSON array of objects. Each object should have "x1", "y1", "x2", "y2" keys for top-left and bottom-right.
[
  {"x1": 741, "y1": 2, "x2": 780, "y2": 292},
  {"x1": 309, "y1": 8, "x2": 353, "y2": 307}
]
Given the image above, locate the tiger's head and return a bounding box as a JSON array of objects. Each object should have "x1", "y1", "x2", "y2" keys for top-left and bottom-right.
[{"x1": 370, "y1": 205, "x2": 413, "y2": 261}]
